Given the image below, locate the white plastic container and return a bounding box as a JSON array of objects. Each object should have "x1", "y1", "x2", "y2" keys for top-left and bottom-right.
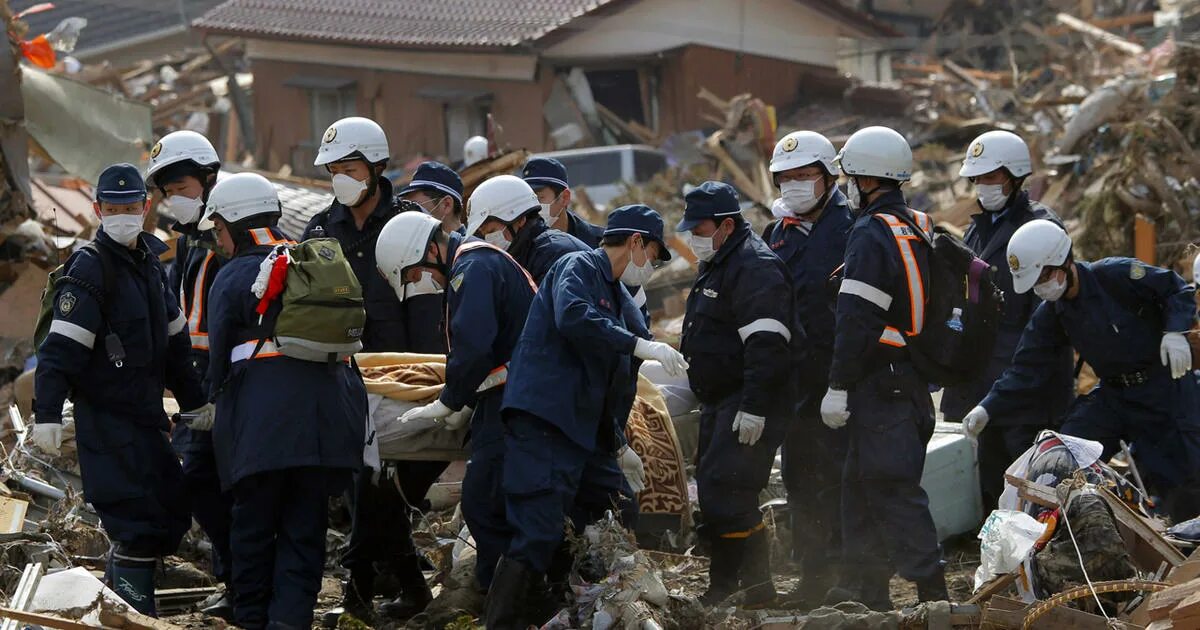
[{"x1": 921, "y1": 422, "x2": 984, "y2": 540}]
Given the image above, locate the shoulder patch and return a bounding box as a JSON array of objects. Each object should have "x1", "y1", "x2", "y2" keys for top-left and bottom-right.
[
  {"x1": 1130, "y1": 263, "x2": 1146, "y2": 280},
  {"x1": 702, "y1": 288, "x2": 718, "y2": 299},
  {"x1": 450, "y1": 273, "x2": 464, "y2": 291},
  {"x1": 58, "y1": 291, "x2": 77, "y2": 316}
]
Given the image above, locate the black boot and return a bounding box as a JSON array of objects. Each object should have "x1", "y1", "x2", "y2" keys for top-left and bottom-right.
[
  {"x1": 378, "y1": 555, "x2": 432, "y2": 620},
  {"x1": 916, "y1": 566, "x2": 949, "y2": 603},
  {"x1": 860, "y1": 564, "x2": 895, "y2": 612},
  {"x1": 739, "y1": 529, "x2": 777, "y2": 609},
  {"x1": 787, "y1": 555, "x2": 837, "y2": 610},
  {"x1": 199, "y1": 589, "x2": 235, "y2": 621},
  {"x1": 485, "y1": 557, "x2": 536, "y2": 630},
  {"x1": 320, "y1": 570, "x2": 374, "y2": 628},
  {"x1": 699, "y1": 536, "x2": 745, "y2": 607}
]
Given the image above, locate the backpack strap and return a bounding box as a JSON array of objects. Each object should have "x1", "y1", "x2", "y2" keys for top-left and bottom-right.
[{"x1": 872, "y1": 210, "x2": 931, "y2": 336}]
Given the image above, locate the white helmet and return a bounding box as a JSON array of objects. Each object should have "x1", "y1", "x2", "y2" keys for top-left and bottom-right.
[
  {"x1": 835, "y1": 126, "x2": 912, "y2": 182},
  {"x1": 463, "y1": 136, "x2": 489, "y2": 168},
  {"x1": 314, "y1": 117, "x2": 390, "y2": 167},
  {"x1": 375, "y1": 212, "x2": 442, "y2": 295},
  {"x1": 960, "y1": 130, "x2": 1032, "y2": 179},
  {"x1": 198, "y1": 173, "x2": 281, "y2": 230},
  {"x1": 1007, "y1": 219, "x2": 1072, "y2": 294},
  {"x1": 770, "y1": 131, "x2": 838, "y2": 176},
  {"x1": 1193, "y1": 252, "x2": 1200, "y2": 285},
  {"x1": 464, "y1": 175, "x2": 540, "y2": 238},
  {"x1": 145, "y1": 130, "x2": 219, "y2": 188}
]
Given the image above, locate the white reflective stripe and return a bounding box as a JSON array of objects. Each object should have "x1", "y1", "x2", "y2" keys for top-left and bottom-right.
[
  {"x1": 631, "y1": 286, "x2": 647, "y2": 309},
  {"x1": 476, "y1": 365, "x2": 508, "y2": 393},
  {"x1": 190, "y1": 334, "x2": 210, "y2": 350},
  {"x1": 880, "y1": 327, "x2": 907, "y2": 347},
  {"x1": 48, "y1": 320, "x2": 96, "y2": 349},
  {"x1": 231, "y1": 340, "x2": 280, "y2": 362},
  {"x1": 839, "y1": 279, "x2": 893, "y2": 310},
  {"x1": 168, "y1": 312, "x2": 187, "y2": 336},
  {"x1": 737, "y1": 318, "x2": 791, "y2": 343}
]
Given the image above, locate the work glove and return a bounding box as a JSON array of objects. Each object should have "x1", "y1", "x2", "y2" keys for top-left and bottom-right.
[
  {"x1": 400, "y1": 400, "x2": 454, "y2": 425},
  {"x1": 1160, "y1": 332, "x2": 1192, "y2": 379},
  {"x1": 633, "y1": 338, "x2": 689, "y2": 378},
  {"x1": 29, "y1": 423, "x2": 63, "y2": 456},
  {"x1": 443, "y1": 406, "x2": 473, "y2": 431},
  {"x1": 618, "y1": 445, "x2": 646, "y2": 493},
  {"x1": 820, "y1": 388, "x2": 849, "y2": 429},
  {"x1": 962, "y1": 405, "x2": 990, "y2": 444},
  {"x1": 732, "y1": 411, "x2": 766, "y2": 446},
  {"x1": 183, "y1": 403, "x2": 216, "y2": 431}
]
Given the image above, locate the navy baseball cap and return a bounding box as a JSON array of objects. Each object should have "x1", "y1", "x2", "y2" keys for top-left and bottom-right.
[
  {"x1": 675, "y1": 181, "x2": 741, "y2": 232},
  {"x1": 605, "y1": 204, "x2": 672, "y2": 262},
  {"x1": 521, "y1": 157, "x2": 569, "y2": 190},
  {"x1": 397, "y1": 161, "x2": 463, "y2": 205},
  {"x1": 96, "y1": 163, "x2": 147, "y2": 204}
]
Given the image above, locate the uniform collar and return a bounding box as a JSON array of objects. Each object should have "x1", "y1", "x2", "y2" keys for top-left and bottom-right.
[
  {"x1": 1052, "y1": 261, "x2": 1095, "y2": 311},
  {"x1": 863, "y1": 188, "x2": 910, "y2": 215},
  {"x1": 329, "y1": 177, "x2": 396, "y2": 226},
  {"x1": 971, "y1": 190, "x2": 1030, "y2": 227},
  {"x1": 97, "y1": 227, "x2": 168, "y2": 258},
  {"x1": 596, "y1": 248, "x2": 617, "y2": 283},
  {"x1": 710, "y1": 222, "x2": 750, "y2": 266}
]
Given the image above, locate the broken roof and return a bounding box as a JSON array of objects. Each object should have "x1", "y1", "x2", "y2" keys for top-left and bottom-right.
[
  {"x1": 12, "y1": 0, "x2": 223, "y2": 57},
  {"x1": 194, "y1": 0, "x2": 897, "y2": 49}
]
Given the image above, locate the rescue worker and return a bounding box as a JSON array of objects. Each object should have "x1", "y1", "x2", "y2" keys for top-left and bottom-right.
[
  {"x1": 676, "y1": 181, "x2": 798, "y2": 608},
  {"x1": 490, "y1": 205, "x2": 686, "y2": 628},
  {"x1": 397, "y1": 161, "x2": 465, "y2": 236},
  {"x1": 375, "y1": 198, "x2": 536, "y2": 592},
  {"x1": 202, "y1": 173, "x2": 367, "y2": 629},
  {"x1": 521, "y1": 157, "x2": 604, "y2": 246},
  {"x1": 302, "y1": 117, "x2": 442, "y2": 623},
  {"x1": 940, "y1": 131, "x2": 1073, "y2": 508},
  {"x1": 33, "y1": 164, "x2": 210, "y2": 615},
  {"x1": 764, "y1": 132, "x2": 853, "y2": 606},
  {"x1": 463, "y1": 135, "x2": 489, "y2": 168},
  {"x1": 464, "y1": 174, "x2": 590, "y2": 284},
  {"x1": 963, "y1": 220, "x2": 1200, "y2": 522},
  {"x1": 145, "y1": 130, "x2": 235, "y2": 619},
  {"x1": 819, "y1": 126, "x2": 947, "y2": 609}
]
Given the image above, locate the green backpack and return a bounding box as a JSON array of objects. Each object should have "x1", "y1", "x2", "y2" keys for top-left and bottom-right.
[
  {"x1": 269, "y1": 238, "x2": 366, "y2": 363},
  {"x1": 34, "y1": 242, "x2": 116, "y2": 351}
]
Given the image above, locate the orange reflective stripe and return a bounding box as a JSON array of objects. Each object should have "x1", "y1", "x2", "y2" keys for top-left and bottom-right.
[
  {"x1": 249, "y1": 228, "x2": 290, "y2": 246},
  {"x1": 185, "y1": 251, "x2": 216, "y2": 345},
  {"x1": 875, "y1": 212, "x2": 929, "y2": 335},
  {"x1": 453, "y1": 240, "x2": 539, "y2": 293}
]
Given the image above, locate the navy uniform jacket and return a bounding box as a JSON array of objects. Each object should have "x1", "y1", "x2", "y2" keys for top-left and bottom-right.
[
  {"x1": 764, "y1": 190, "x2": 852, "y2": 410},
  {"x1": 829, "y1": 189, "x2": 931, "y2": 387},
  {"x1": 167, "y1": 224, "x2": 223, "y2": 452},
  {"x1": 566, "y1": 211, "x2": 604, "y2": 248},
  {"x1": 302, "y1": 178, "x2": 444, "y2": 353},
  {"x1": 35, "y1": 230, "x2": 206, "y2": 500},
  {"x1": 508, "y1": 217, "x2": 591, "y2": 284},
  {"x1": 438, "y1": 236, "x2": 537, "y2": 440},
  {"x1": 206, "y1": 227, "x2": 367, "y2": 489},
  {"x1": 982, "y1": 258, "x2": 1196, "y2": 416},
  {"x1": 681, "y1": 223, "x2": 799, "y2": 419},
  {"x1": 942, "y1": 192, "x2": 1073, "y2": 424},
  {"x1": 503, "y1": 249, "x2": 651, "y2": 452}
]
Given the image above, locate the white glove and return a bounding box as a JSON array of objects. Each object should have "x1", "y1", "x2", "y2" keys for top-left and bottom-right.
[
  {"x1": 618, "y1": 446, "x2": 646, "y2": 493},
  {"x1": 820, "y1": 388, "x2": 850, "y2": 429},
  {"x1": 732, "y1": 411, "x2": 766, "y2": 446},
  {"x1": 443, "y1": 406, "x2": 473, "y2": 431},
  {"x1": 1160, "y1": 332, "x2": 1192, "y2": 379},
  {"x1": 633, "y1": 338, "x2": 689, "y2": 378},
  {"x1": 184, "y1": 403, "x2": 216, "y2": 431},
  {"x1": 963, "y1": 405, "x2": 990, "y2": 443},
  {"x1": 30, "y1": 424, "x2": 63, "y2": 456},
  {"x1": 400, "y1": 400, "x2": 454, "y2": 425}
]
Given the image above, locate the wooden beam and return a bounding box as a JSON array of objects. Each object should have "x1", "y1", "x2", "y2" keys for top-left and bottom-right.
[
  {"x1": 1004, "y1": 474, "x2": 1059, "y2": 509},
  {"x1": 1099, "y1": 488, "x2": 1187, "y2": 567},
  {"x1": 0, "y1": 608, "x2": 95, "y2": 630},
  {"x1": 969, "y1": 571, "x2": 1018, "y2": 604},
  {"x1": 1045, "y1": 12, "x2": 1156, "y2": 37},
  {"x1": 1054, "y1": 13, "x2": 1146, "y2": 56}
]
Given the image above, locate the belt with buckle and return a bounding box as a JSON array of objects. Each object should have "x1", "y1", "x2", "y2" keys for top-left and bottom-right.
[{"x1": 1104, "y1": 369, "x2": 1150, "y2": 388}]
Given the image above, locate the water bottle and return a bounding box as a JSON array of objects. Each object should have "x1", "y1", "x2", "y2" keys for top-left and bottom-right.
[{"x1": 945, "y1": 307, "x2": 964, "y2": 333}]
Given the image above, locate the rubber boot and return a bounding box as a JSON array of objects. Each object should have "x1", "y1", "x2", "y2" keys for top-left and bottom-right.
[
  {"x1": 699, "y1": 536, "x2": 745, "y2": 607},
  {"x1": 320, "y1": 570, "x2": 374, "y2": 628},
  {"x1": 110, "y1": 555, "x2": 157, "y2": 617},
  {"x1": 916, "y1": 565, "x2": 949, "y2": 603},
  {"x1": 378, "y1": 555, "x2": 433, "y2": 620},
  {"x1": 740, "y1": 529, "x2": 777, "y2": 609},
  {"x1": 860, "y1": 564, "x2": 895, "y2": 612},
  {"x1": 485, "y1": 557, "x2": 535, "y2": 630},
  {"x1": 787, "y1": 554, "x2": 837, "y2": 610}
]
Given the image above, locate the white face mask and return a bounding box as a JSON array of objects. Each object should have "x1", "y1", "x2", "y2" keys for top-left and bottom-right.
[
  {"x1": 846, "y1": 178, "x2": 862, "y2": 211},
  {"x1": 779, "y1": 179, "x2": 821, "y2": 216},
  {"x1": 163, "y1": 195, "x2": 203, "y2": 224},
  {"x1": 977, "y1": 183, "x2": 1008, "y2": 212},
  {"x1": 483, "y1": 229, "x2": 511, "y2": 251},
  {"x1": 619, "y1": 239, "x2": 656, "y2": 286},
  {"x1": 1033, "y1": 273, "x2": 1068, "y2": 301},
  {"x1": 332, "y1": 173, "x2": 368, "y2": 207},
  {"x1": 539, "y1": 203, "x2": 555, "y2": 225},
  {"x1": 687, "y1": 231, "x2": 716, "y2": 262},
  {"x1": 402, "y1": 271, "x2": 443, "y2": 301},
  {"x1": 102, "y1": 213, "x2": 144, "y2": 246}
]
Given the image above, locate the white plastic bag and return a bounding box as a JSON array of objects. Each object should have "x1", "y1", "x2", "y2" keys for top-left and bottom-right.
[{"x1": 973, "y1": 509, "x2": 1047, "y2": 591}]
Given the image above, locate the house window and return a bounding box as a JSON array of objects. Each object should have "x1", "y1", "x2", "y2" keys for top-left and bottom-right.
[
  {"x1": 310, "y1": 88, "x2": 357, "y2": 144},
  {"x1": 584, "y1": 69, "x2": 645, "y2": 125},
  {"x1": 444, "y1": 101, "x2": 490, "y2": 161}
]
